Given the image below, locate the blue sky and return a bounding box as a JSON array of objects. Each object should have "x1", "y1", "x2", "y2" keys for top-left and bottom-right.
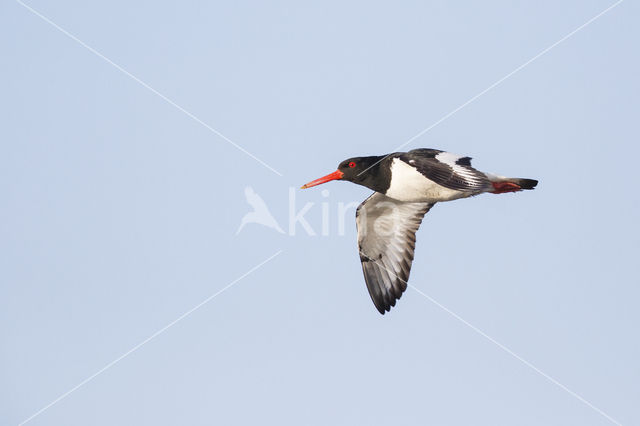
[{"x1": 2, "y1": 1, "x2": 639, "y2": 425}]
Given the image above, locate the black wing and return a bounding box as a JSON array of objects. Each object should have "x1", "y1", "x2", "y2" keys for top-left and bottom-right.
[{"x1": 400, "y1": 149, "x2": 492, "y2": 193}]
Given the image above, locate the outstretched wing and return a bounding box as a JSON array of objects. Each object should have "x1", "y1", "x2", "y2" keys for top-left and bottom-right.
[
  {"x1": 400, "y1": 149, "x2": 492, "y2": 193},
  {"x1": 356, "y1": 192, "x2": 434, "y2": 314}
]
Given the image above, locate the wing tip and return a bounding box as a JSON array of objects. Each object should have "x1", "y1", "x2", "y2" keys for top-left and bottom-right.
[{"x1": 455, "y1": 156, "x2": 473, "y2": 166}]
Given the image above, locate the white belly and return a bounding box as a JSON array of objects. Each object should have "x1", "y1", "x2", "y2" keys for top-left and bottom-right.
[{"x1": 385, "y1": 158, "x2": 469, "y2": 203}]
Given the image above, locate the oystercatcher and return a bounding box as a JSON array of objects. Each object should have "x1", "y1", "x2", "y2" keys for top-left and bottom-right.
[{"x1": 301, "y1": 148, "x2": 537, "y2": 314}]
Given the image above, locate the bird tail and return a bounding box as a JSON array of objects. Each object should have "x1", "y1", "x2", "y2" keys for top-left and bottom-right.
[{"x1": 485, "y1": 173, "x2": 538, "y2": 194}]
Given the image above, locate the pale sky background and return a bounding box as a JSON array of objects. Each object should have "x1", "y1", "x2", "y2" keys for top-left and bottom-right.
[{"x1": 2, "y1": 1, "x2": 639, "y2": 425}]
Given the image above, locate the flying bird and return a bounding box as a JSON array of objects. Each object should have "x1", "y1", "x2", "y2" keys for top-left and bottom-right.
[{"x1": 301, "y1": 148, "x2": 537, "y2": 314}]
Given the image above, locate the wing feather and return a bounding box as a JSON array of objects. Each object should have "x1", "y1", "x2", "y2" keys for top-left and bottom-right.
[
  {"x1": 356, "y1": 192, "x2": 433, "y2": 314},
  {"x1": 402, "y1": 149, "x2": 492, "y2": 193}
]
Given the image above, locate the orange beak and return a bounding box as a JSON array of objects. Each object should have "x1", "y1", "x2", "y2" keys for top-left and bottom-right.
[{"x1": 300, "y1": 170, "x2": 344, "y2": 189}]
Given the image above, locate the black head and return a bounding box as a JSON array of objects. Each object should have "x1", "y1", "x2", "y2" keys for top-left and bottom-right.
[
  {"x1": 301, "y1": 155, "x2": 389, "y2": 193},
  {"x1": 337, "y1": 156, "x2": 385, "y2": 184}
]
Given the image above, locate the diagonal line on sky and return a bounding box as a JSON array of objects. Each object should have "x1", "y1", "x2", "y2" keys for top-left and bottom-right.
[
  {"x1": 408, "y1": 284, "x2": 622, "y2": 426},
  {"x1": 17, "y1": 250, "x2": 283, "y2": 426},
  {"x1": 359, "y1": 251, "x2": 622, "y2": 426},
  {"x1": 358, "y1": 0, "x2": 624, "y2": 177},
  {"x1": 16, "y1": 0, "x2": 283, "y2": 177}
]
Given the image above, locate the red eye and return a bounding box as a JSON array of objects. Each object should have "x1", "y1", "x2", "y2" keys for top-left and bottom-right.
[{"x1": 348, "y1": 162, "x2": 356, "y2": 168}]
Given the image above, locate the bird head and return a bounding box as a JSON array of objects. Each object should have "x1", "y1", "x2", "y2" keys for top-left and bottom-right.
[{"x1": 301, "y1": 156, "x2": 385, "y2": 190}]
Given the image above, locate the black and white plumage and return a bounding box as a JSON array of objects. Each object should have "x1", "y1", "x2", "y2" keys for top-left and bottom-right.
[
  {"x1": 399, "y1": 149, "x2": 493, "y2": 193},
  {"x1": 301, "y1": 148, "x2": 538, "y2": 314}
]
